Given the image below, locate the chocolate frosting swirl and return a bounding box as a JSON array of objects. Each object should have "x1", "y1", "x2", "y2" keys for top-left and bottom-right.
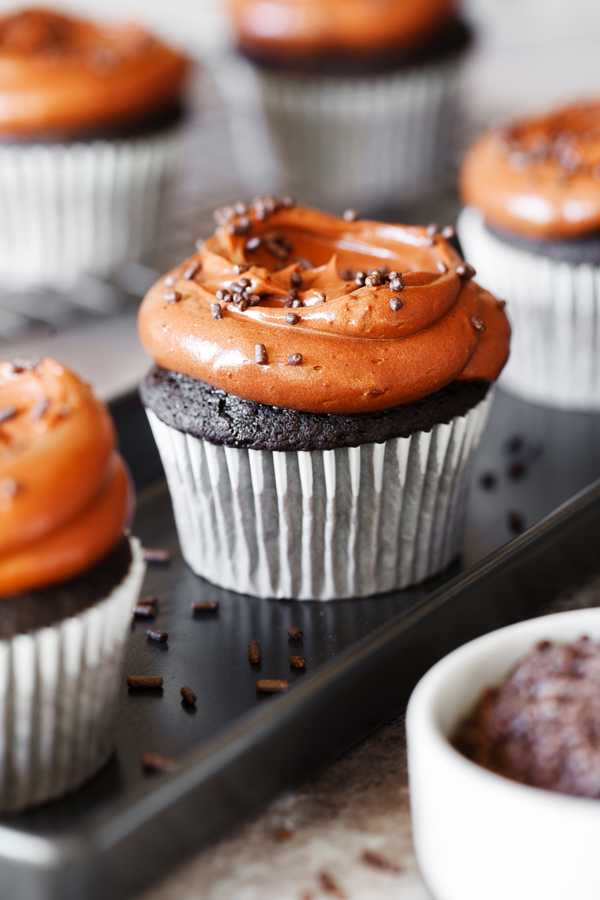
[
  {"x1": 461, "y1": 100, "x2": 600, "y2": 240},
  {"x1": 138, "y1": 203, "x2": 510, "y2": 415},
  {"x1": 0, "y1": 358, "x2": 130, "y2": 597},
  {"x1": 0, "y1": 8, "x2": 189, "y2": 137}
]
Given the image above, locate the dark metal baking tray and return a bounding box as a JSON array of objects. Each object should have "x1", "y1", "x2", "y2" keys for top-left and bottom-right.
[{"x1": 1, "y1": 388, "x2": 600, "y2": 900}]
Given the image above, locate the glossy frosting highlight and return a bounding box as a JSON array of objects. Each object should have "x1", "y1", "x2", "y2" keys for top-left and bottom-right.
[
  {"x1": 228, "y1": 0, "x2": 457, "y2": 58},
  {"x1": 0, "y1": 8, "x2": 189, "y2": 136},
  {"x1": 461, "y1": 101, "x2": 600, "y2": 240},
  {"x1": 0, "y1": 358, "x2": 130, "y2": 596},
  {"x1": 138, "y1": 203, "x2": 510, "y2": 415}
]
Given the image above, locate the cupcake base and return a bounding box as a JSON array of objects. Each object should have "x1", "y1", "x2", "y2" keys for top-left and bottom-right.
[
  {"x1": 458, "y1": 206, "x2": 600, "y2": 410},
  {"x1": 0, "y1": 536, "x2": 145, "y2": 814},
  {"x1": 146, "y1": 391, "x2": 492, "y2": 600}
]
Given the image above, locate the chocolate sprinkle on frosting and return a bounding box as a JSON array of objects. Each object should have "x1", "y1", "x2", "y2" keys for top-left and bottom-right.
[{"x1": 255, "y1": 344, "x2": 268, "y2": 365}]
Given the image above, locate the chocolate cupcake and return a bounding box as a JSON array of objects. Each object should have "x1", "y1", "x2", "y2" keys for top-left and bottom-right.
[
  {"x1": 0, "y1": 8, "x2": 190, "y2": 290},
  {"x1": 0, "y1": 357, "x2": 145, "y2": 812},
  {"x1": 458, "y1": 100, "x2": 600, "y2": 409},
  {"x1": 138, "y1": 201, "x2": 510, "y2": 600},
  {"x1": 217, "y1": 0, "x2": 470, "y2": 210}
]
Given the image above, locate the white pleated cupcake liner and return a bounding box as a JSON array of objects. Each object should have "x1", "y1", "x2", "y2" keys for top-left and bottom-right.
[
  {"x1": 458, "y1": 206, "x2": 600, "y2": 410},
  {"x1": 0, "y1": 128, "x2": 182, "y2": 290},
  {"x1": 213, "y1": 52, "x2": 462, "y2": 209},
  {"x1": 0, "y1": 536, "x2": 145, "y2": 815},
  {"x1": 147, "y1": 394, "x2": 491, "y2": 601}
]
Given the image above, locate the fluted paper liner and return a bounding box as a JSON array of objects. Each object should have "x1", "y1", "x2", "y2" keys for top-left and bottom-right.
[
  {"x1": 458, "y1": 206, "x2": 600, "y2": 410},
  {"x1": 0, "y1": 537, "x2": 145, "y2": 814},
  {"x1": 0, "y1": 130, "x2": 181, "y2": 290},
  {"x1": 147, "y1": 395, "x2": 491, "y2": 601}
]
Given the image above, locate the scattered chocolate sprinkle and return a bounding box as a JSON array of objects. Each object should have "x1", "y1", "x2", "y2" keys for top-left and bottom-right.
[
  {"x1": 389, "y1": 275, "x2": 405, "y2": 292},
  {"x1": 246, "y1": 236, "x2": 261, "y2": 252},
  {"x1": 441, "y1": 225, "x2": 455, "y2": 240},
  {"x1": 290, "y1": 656, "x2": 306, "y2": 669},
  {"x1": 249, "y1": 641, "x2": 262, "y2": 665},
  {"x1": 234, "y1": 295, "x2": 248, "y2": 311},
  {"x1": 146, "y1": 627, "x2": 168, "y2": 643},
  {"x1": 30, "y1": 397, "x2": 48, "y2": 421},
  {"x1": 140, "y1": 596, "x2": 158, "y2": 607},
  {"x1": 390, "y1": 298, "x2": 403, "y2": 312},
  {"x1": 319, "y1": 871, "x2": 347, "y2": 898},
  {"x1": 288, "y1": 625, "x2": 303, "y2": 640},
  {"x1": 12, "y1": 356, "x2": 40, "y2": 372},
  {"x1": 127, "y1": 676, "x2": 163, "y2": 689},
  {"x1": 339, "y1": 269, "x2": 354, "y2": 281},
  {"x1": 164, "y1": 291, "x2": 181, "y2": 304},
  {"x1": 457, "y1": 262, "x2": 476, "y2": 280},
  {"x1": 234, "y1": 263, "x2": 251, "y2": 274},
  {"x1": 141, "y1": 753, "x2": 178, "y2": 774},
  {"x1": 355, "y1": 271, "x2": 366, "y2": 287},
  {"x1": 426, "y1": 222, "x2": 438, "y2": 237},
  {"x1": 343, "y1": 208, "x2": 358, "y2": 222},
  {"x1": 365, "y1": 272, "x2": 382, "y2": 287},
  {"x1": 470, "y1": 315, "x2": 486, "y2": 333},
  {"x1": 211, "y1": 302, "x2": 223, "y2": 321},
  {"x1": 248, "y1": 294, "x2": 261, "y2": 306},
  {"x1": 497, "y1": 299, "x2": 507, "y2": 309},
  {"x1": 255, "y1": 344, "x2": 268, "y2": 365},
  {"x1": 164, "y1": 275, "x2": 176, "y2": 287},
  {"x1": 134, "y1": 605, "x2": 156, "y2": 618},
  {"x1": 361, "y1": 850, "x2": 402, "y2": 873},
  {"x1": 285, "y1": 312, "x2": 300, "y2": 325},
  {"x1": 282, "y1": 196, "x2": 296, "y2": 208},
  {"x1": 292, "y1": 299, "x2": 303, "y2": 308},
  {"x1": 237, "y1": 277, "x2": 251, "y2": 288},
  {"x1": 284, "y1": 289, "x2": 298, "y2": 307},
  {"x1": 0, "y1": 406, "x2": 16, "y2": 423},
  {"x1": 181, "y1": 686, "x2": 197, "y2": 706},
  {"x1": 288, "y1": 353, "x2": 302, "y2": 366},
  {"x1": 508, "y1": 510, "x2": 525, "y2": 534},
  {"x1": 143, "y1": 548, "x2": 171, "y2": 565},
  {"x1": 508, "y1": 459, "x2": 527, "y2": 479},
  {"x1": 216, "y1": 289, "x2": 230, "y2": 301},
  {"x1": 479, "y1": 471, "x2": 497, "y2": 489},
  {"x1": 182, "y1": 261, "x2": 201, "y2": 281},
  {"x1": 256, "y1": 680, "x2": 291, "y2": 693},
  {"x1": 290, "y1": 272, "x2": 303, "y2": 288},
  {"x1": 228, "y1": 217, "x2": 252, "y2": 236},
  {"x1": 312, "y1": 291, "x2": 326, "y2": 303},
  {"x1": 437, "y1": 261, "x2": 448, "y2": 274},
  {"x1": 192, "y1": 601, "x2": 219, "y2": 612}
]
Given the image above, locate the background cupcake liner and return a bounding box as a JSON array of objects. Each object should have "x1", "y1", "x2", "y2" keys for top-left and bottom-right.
[
  {"x1": 458, "y1": 206, "x2": 600, "y2": 410},
  {"x1": 213, "y1": 53, "x2": 462, "y2": 210},
  {"x1": 0, "y1": 129, "x2": 181, "y2": 291},
  {"x1": 147, "y1": 394, "x2": 491, "y2": 601},
  {"x1": 0, "y1": 537, "x2": 145, "y2": 815}
]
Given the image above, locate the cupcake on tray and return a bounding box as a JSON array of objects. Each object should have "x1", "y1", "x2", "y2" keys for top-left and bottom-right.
[
  {"x1": 0, "y1": 356, "x2": 145, "y2": 813},
  {"x1": 138, "y1": 199, "x2": 510, "y2": 601},
  {"x1": 0, "y1": 8, "x2": 190, "y2": 290},
  {"x1": 219, "y1": 0, "x2": 471, "y2": 210},
  {"x1": 458, "y1": 100, "x2": 600, "y2": 410}
]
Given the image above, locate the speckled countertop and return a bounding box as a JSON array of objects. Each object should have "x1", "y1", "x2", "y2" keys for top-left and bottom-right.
[{"x1": 138, "y1": 716, "x2": 432, "y2": 900}]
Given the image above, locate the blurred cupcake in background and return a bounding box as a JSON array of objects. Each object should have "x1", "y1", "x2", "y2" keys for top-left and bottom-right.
[
  {"x1": 218, "y1": 0, "x2": 471, "y2": 211},
  {"x1": 0, "y1": 8, "x2": 190, "y2": 291},
  {"x1": 0, "y1": 357, "x2": 145, "y2": 812},
  {"x1": 458, "y1": 100, "x2": 600, "y2": 410}
]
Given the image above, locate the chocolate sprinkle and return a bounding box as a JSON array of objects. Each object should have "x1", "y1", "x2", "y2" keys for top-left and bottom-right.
[
  {"x1": 164, "y1": 291, "x2": 181, "y2": 304},
  {"x1": 127, "y1": 676, "x2": 163, "y2": 689},
  {"x1": 181, "y1": 686, "x2": 197, "y2": 706},
  {"x1": 249, "y1": 641, "x2": 262, "y2": 665},
  {"x1": 141, "y1": 753, "x2": 178, "y2": 774},
  {"x1": 390, "y1": 297, "x2": 403, "y2": 312},
  {"x1": 285, "y1": 312, "x2": 300, "y2": 325},
  {"x1": 287, "y1": 353, "x2": 302, "y2": 366},
  {"x1": 426, "y1": 222, "x2": 438, "y2": 237},
  {"x1": 228, "y1": 217, "x2": 252, "y2": 236},
  {"x1": 182, "y1": 261, "x2": 201, "y2": 281},
  {"x1": 211, "y1": 302, "x2": 223, "y2": 321},
  {"x1": 164, "y1": 275, "x2": 176, "y2": 287},
  {"x1": 192, "y1": 601, "x2": 219, "y2": 612},
  {"x1": 216, "y1": 289, "x2": 230, "y2": 301},
  {"x1": 365, "y1": 272, "x2": 382, "y2": 287},
  {"x1": 441, "y1": 225, "x2": 456, "y2": 240},
  {"x1": 255, "y1": 344, "x2": 268, "y2": 365},
  {"x1": 389, "y1": 275, "x2": 405, "y2": 292},
  {"x1": 282, "y1": 196, "x2": 296, "y2": 208},
  {"x1": 437, "y1": 261, "x2": 448, "y2": 273},
  {"x1": 256, "y1": 680, "x2": 291, "y2": 693},
  {"x1": 288, "y1": 626, "x2": 303, "y2": 640},
  {"x1": 0, "y1": 406, "x2": 16, "y2": 424},
  {"x1": 289, "y1": 656, "x2": 306, "y2": 669},
  {"x1": 134, "y1": 605, "x2": 156, "y2": 618},
  {"x1": 30, "y1": 398, "x2": 48, "y2": 421},
  {"x1": 479, "y1": 471, "x2": 497, "y2": 489},
  {"x1": 290, "y1": 272, "x2": 303, "y2": 288},
  {"x1": 361, "y1": 851, "x2": 402, "y2": 873},
  {"x1": 246, "y1": 236, "x2": 261, "y2": 252},
  {"x1": 343, "y1": 208, "x2": 358, "y2": 222},
  {"x1": 146, "y1": 627, "x2": 168, "y2": 643},
  {"x1": 470, "y1": 315, "x2": 486, "y2": 333},
  {"x1": 143, "y1": 548, "x2": 171, "y2": 565},
  {"x1": 456, "y1": 262, "x2": 476, "y2": 280},
  {"x1": 508, "y1": 510, "x2": 525, "y2": 534}
]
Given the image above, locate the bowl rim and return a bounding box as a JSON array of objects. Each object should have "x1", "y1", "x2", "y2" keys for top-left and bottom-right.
[{"x1": 406, "y1": 605, "x2": 600, "y2": 809}]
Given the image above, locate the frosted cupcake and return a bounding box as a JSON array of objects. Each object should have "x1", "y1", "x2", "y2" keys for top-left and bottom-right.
[
  {"x1": 0, "y1": 357, "x2": 145, "y2": 812},
  {"x1": 138, "y1": 200, "x2": 510, "y2": 600},
  {"x1": 219, "y1": 0, "x2": 470, "y2": 210},
  {"x1": 458, "y1": 100, "x2": 600, "y2": 410},
  {"x1": 0, "y1": 8, "x2": 190, "y2": 290}
]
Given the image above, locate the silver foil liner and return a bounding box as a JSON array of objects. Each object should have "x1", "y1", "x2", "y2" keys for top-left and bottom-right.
[
  {"x1": 147, "y1": 394, "x2": 491, "y2": 601},
  {"x1": 0, "y1": 537, "x2": 145, "y2": 814},
  {"x1": 458, "y1": 206, "x2": 600, "y2": 410},
  {"x1": 0, "y1": 129, "x2": 181, "y2": 290},
  {"x1": 214, "y1": 52, "x2": 462, "y2": 209}
]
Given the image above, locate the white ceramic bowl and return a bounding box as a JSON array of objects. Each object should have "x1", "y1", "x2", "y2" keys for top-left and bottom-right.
[{"x1": 406, "y1": 607, "x2": 600, "y2": 900}]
